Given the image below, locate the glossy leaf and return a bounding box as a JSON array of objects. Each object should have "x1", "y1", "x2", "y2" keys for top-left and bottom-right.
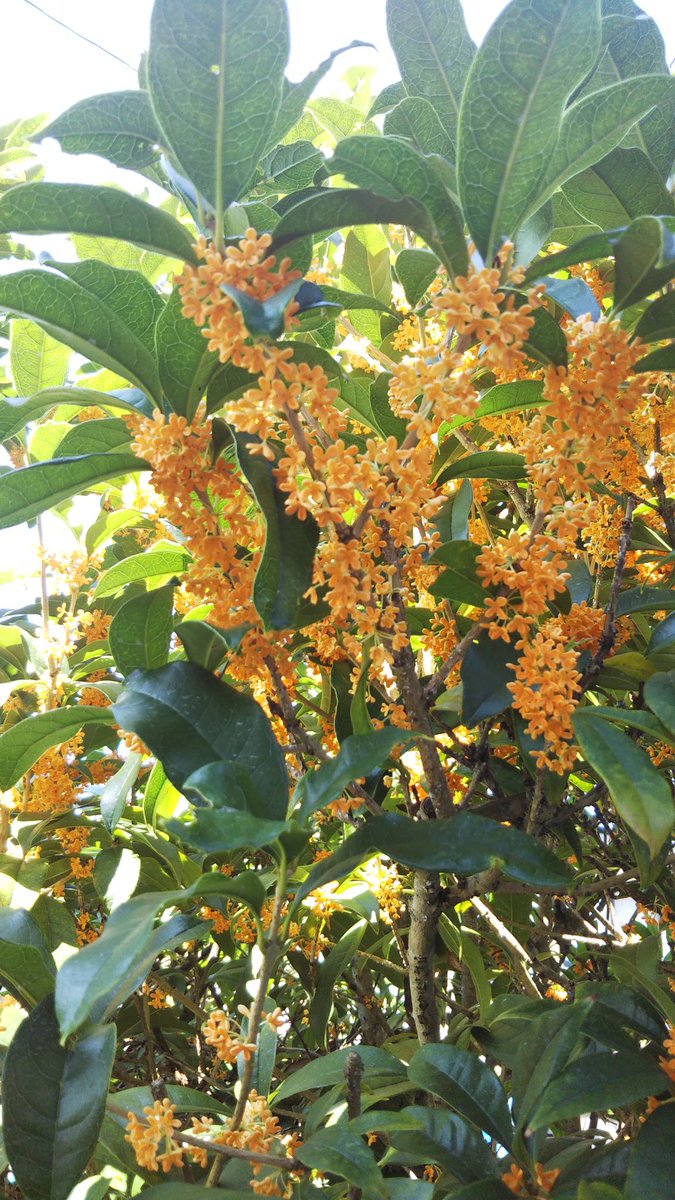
[
  {"x1": 297, "y1": 1126, "x2": 386, "y2": 1199},
  {"x1": 109, "y1": 583, "x2": 174, "y2": 675},
  {"x1": 573, "y1": 709, "x2": 674, "y2": 857},
  {"x1": 0, "y1": 182, "x2": 196, "y2": 262},
  {"x1": 528, "y1": 1050, "x2": 666, "y2": 1131},
  {"x1": 613, "y1": 214, "x2": 675, "y2": 310},
  {"x1": 457, "y1": 0, "x2": 601, "y2": 260},
  {"x1": 436, "y1": 451, "x2": 527, "y2": 484},
  {"x1": 428, "y1": 541, "x2": 486, "y2": 607},
  {"x1": 644, "y1": 670, "x2": 675, "y2": 738},
  {"x1": 40, "y1": 90, "x2": 161, "y2": 169},
  {"x1": 0, "y1": 386, "x2": 151, "y2": 442},
  {"x1": 386, "y1": 0, "x2": 474, "y2": 149},
  {"x1": 625, "y1": 1103, "x2": 675, "y2": 1200},
  {"x1": 0, "y1": 271, "x2": 161, "y2": 399},
  {"x1": 273, "y1": 1045, "x2": 406, "y2": 1100},
  {"x1": 329, "y1": 136, "x2": 467, "y2": 277},
  {"x1": 235, "y1": 435, "x2": 320, "y2": 629},
  {"x1": 148, "y1": 0, "x2": 289, "y2": 210},
  {"x1": 0, "y1": 706, "x2": 115, "y2": 790},
  {"x1": 387, "y1": 1107, "x2": 499, "y2": 1183},
  {"x1": 296, "y1": 811, "x2": 570, "y2": 901},
  {"x1": 112, "y1": 661, "x2": 289, "y2": 810},
  {"x1": 461, "y1": 632, "x2": 517, "y2": 725},
  {"x1": 95, "y1": 541, "x2": 191, "y2": 598},
  {"x1": 294, "y1": 728, "x2": 413, "y2": 822},
  {"x1": 616, "y1": 585, "x2": 675, "y2": 616},
  {"x1": 3, "y1": 995, "x2": 115, "y2": 1200},
  {"x1": 100, "y1": 751, "x2": 143, "y2": 832},
  {"x1": 0, "y1": 908, "x2": 56, "y2": 1008},
  {"x1": 408, "y1": 1044, "x2": 513, "y2": 1147},
  {"x1": 541, "y1": 275, "x2": 602, "y2": 321}
]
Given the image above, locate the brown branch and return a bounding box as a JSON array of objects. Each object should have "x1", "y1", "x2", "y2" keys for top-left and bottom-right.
[
  {"x1": 579, "y1": 495, "x2": 636, "y2": 692},
  {"x1": 423, "y1": 619, "x2": 484, "y2": 706}
]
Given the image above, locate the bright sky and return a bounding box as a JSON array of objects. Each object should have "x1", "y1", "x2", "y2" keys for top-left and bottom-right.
[{"x1": 5, "y1": 0, "x2": 674, "y2": 134}]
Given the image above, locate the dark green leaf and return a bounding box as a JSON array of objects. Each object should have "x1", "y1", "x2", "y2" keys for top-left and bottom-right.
[
  {"x1": 3, "y1": 995, "x2": 115, "y2": 1200},
  {"x1": 408, "y1": 1044, "x2": 513, "y2": 1146},
  {"x1": 644, "y1": 670, "x2": 675, "y2": 738},
  {"x1": 0, "y1": 182, "x2": 195, "y2": 263},
  {"x1": 0, "y1": 270, "x2": 161, "y2": 399},
  {"x1": 270, "y1": 42, "x2": 369, "y2": 147},
  {"x1": 309, "y1": 921, "x2": 367, "y2": 1045},
  {"x1": 148, "y1": 0, "x2": 289, "y2": 210},
  {"x1": 273, "y1": 188, "x2": 437, "y2": 257},
  {"x1": 634, "y1": 344, "x2": 675, "y2": 373},
  {"x1": 386, "y1": 0, "x2": 474, "y2": 150},
  {"x1": 261, "y1": 141, "x2": 324, "y2": 191},
  {"x1": 562, "y1": 146, "x2": 674, "y2": 232},
  {"x1": 329, "y1": 136, "x2": 467, "y2": 277},
  {"x1": 109, "y1": 583, "x2": 174, "y2": 675},
  {"x1": 625, "y1": 1102, "x2": 675, "y2": 1200},
  {"x1": 573, "y1": 710, "x2": 673, "y2": 857},
  {"x1": 461, "y1": 632, "x2": 517, "y2": 726},
  {"x1": 174, "y1": 619, "x2": 233, "y2": 672},
  {"x1": 40, "y1": 91, "x2": 161, "y2": 169},
  {"x1": 457, "y1": 0, "x2": 601, "y2": 260},
  {"x1": 52, "y1": 258, "x2": 164, "y2": 358},
  {"x1": 155, "y1": 287, "x2": 218, "y2": 420},
  {"x1": 100, "y1": 751, "x2": 143, "y2": 832},
  {"x1": 428, "y1": 541, "x2": 486, "y2": 607},
  {"x1": 524, "y1": 229, "x2": 618, "y2": 283},
  {"x1": 95, "y1": 542, "x2": 191, "y2": 598},
  {"x1": 386, "y1": 1107, "x2": 500, "y2": 1183},
  {"x1": 297, "y1": 1126, "x2": 386, "y2": 1199},
  {"x1": 613, "y1": 214, "x2": 675, "y2": 310},
  {"x1": 235, "y1": 435, "x2": 319, "y2": 629},
  {"x1": 170, "y1": 766, "x2": 289, "y2": 852},
  {"x1": 112, "y1": 661, "x2": 289, "y2": 810},
  {"x1": 0, "y1": 387, "x2": 151, "y2": 442},
  {"x1": 0, "y1": 908, "x2": 55, "y2": 1008},
  {"x1": 0, "y1": 706, "x2": 115, "y2": 790},
  {"x1": 294, "y1": 729, "x2": 413, "y2": 822},
  {"x1": 634, "y1": 291, "x2": 675, "y2": 344},
  {"x1": 511, "y1": 1002, "x2": 590, "y2": 1130},
  {"x1": 296, "y1": 811, "x2": 570, "y2": 901},
  {"x1": 273, "y1": 1045, "x2": 406, "y2": 1100},
  {"x1": 616, "y1": 586, "x2": 675, "y2": 616},
  {"x1": 523, "y1": 304, "x2": 568, "y2": 366},
  {"x1": 528, "y1": 1050, "x2": 666, "y2": 1131}
]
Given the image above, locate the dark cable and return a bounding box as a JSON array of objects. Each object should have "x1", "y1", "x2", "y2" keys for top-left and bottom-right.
[{"x1": 19, "y1": 0, "x2": 136, "y2": 71}]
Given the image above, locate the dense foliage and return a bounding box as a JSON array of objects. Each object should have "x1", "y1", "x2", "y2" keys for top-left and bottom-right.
[{"x1": 0, "y1": 1, "x2": 674, "y2": 1198}]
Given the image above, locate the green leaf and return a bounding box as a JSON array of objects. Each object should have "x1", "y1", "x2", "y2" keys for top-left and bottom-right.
[
  {"x1": 52, "y1": 258, "x2": 164, "y2": 358},
  {"x1": 578, "y1": 706, "x2": 673, "y2": 745},
  {"x1": 573, "y1": 710, "x2": 674, "y2": 858},
  {"x1": 625, "y1": 1102, "x2": 675, "y2": 1200},
  {"x1": 408, "y1": 1044, "x2": 513, "y2": 1147},
  {"x1": 171, "y1": 766, "x2": 289, "y2": 852},
  {"x1": 235, "y1": 436, "x2": 320, "y2": 630},
  {"x1": 174, "y1": 619, "x2": 233, "y2": 672},
  {"x1": 297, "y1": 1126, "x2": 386, "y2": 1200},
  {"x1": 294, "y1": 729, "x2": 413, "y2": 822},
  {"x1": 270, "y1": 42, "x2": 370, "y2": 146},
  {"x1": 10, "y1": 320, "x2": 71, "y2": 395},
  {"x1": 634, "y1": 345, "x2": 675, "y2": 373},
  {"x1": 616, "y1": 585, "x2": 675, "y2": 616},
  {"x1": 578, "y1": 1184, "x2": 626, "y2": 1200},
  {"x1": 457, "y1": 0, "x2": 601, "y2": 260},
  {"x1": 309, "y1": 921, "x2": 367, "y2": 1046},
  {"x1": 524, "y1": 228, "x2": 617, "y2": 283},
  {"x1": 613, "y1": 214, "x2": 675, "y2": 310},
  {"x1": 55, "y1": 893, "x2": 204, "y2": 1038},
  {"x1": 273, "y1": 188, "x2": 441, "y2": 258},
  {"x1": 562, "y1": 146, "x2": 674, "y2": 232},
  {"x1": 644, "y1": 670, "x2": 675, "y2": 738},
  {"x1": 148, "y1": 0, "x2": 289, "y2": 211},
  {"x1": 3, "y1": 995, "x2": 115, "y2": 1200},
  {"x1": 635, "y1": 291, "x2": 675, "y2": 344},
  {"x1": 95, "y1": 541, "x2": 191, "y2": 598},
  {"x1": 536, "y1": 78, "x2": 675, "y2": 218},
  {"x1": 387, "y1": 1108, "x2": 499, "y2": 1183},
  {"x1": 55, "y1": 417, "x2": 132, "y2": 459},
  {"x1": 342, "y1": 226, "x2": 392, "y2": 307},
  {"x1": 261, "y1": 141, "x2": 324, "y2": 191},
  {"x1": 368, "y1": 81, "x2": 407, "y2": 120},
  {"x1": 384, "y1": 97, "x2": 454, "y2": 161},
  {"x1": 329, "y1": 136, "x2": 468, "y2": 277},
  {"x1": 527, "y1": 1049, "x2": 666, "y2": 1131},
  {"x1": 0, "y1": 271, "x2": 161, "y2": 399},
  {"x1": 0, "y1": 706, "x2": 115, "y2": 790},
  {"x1": 396, "y1": 248, "x2": 439, "y2": 307},
  {"x1": 0, "y1": 908, "x2": 56, "y2": 1008},
  {"x1": 221, "y1": 279, "x2": 303, "y2": 339},
  {"x1": 40, "y1": 91, "x2": 161, "y2": 170},
  {"x1": 386, "y1": 0, "x2": 474, "y2": 150},
  {"x1": 445, "y1": 379, "x2": 545, "y2": 435},
  {"x1": 461, "y1": 632, "x2": 517, "y2": 725},
  {"x1": 273, "y1": 1045, "x2": 406, "y2": 1100},
  {"x1": 109, "y1": 583, "x2": 174, "y2": 675},
  {"x1": 112, "y1": 661, "x2": 289, "y2": 809},
  {"x1": 0, "y1": 387, "x2": 151, "y2": 442},
  {"x1": 541, "y1": 275, "x2": 602, "y2": 321},
  {"x1": 436, "y1": 451, "x2": 527, "y2": 484},
  {"x1": 100, "y1": 751, "x2": 143, "y2": 832},
  {"x1": 0, "y1": 182, "x2": 196, "y2": 263},
  {"x1": 155, "y1": 287, "x2": 218, "y2": 420},
  {"x1": 428, "y1": 541, "x2": 486, "y2": 607},
  {"x1": 511, "y1": 1002, "x2": 590, "y2": 1130},
  {"x1": 296, "y1": 811, "x2": 570, "y2": 900}
]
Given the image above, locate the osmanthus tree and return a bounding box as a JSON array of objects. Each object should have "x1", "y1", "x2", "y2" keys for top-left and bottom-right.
[{"x1": 0, "y1": 0, "x2": 674, "y2": 1197}]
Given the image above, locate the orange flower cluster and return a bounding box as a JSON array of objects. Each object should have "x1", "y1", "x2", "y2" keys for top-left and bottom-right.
[
  {"x1": 25, "y1": 732, "x2": 85, "y2": 813},
  {"x1": 202, "y1": 1008, "x2": 257, "y2": 1064},
  {"x1": 501, "y1": 1160, "x2": 560, "y2": 1195},
  {"x1": 477, "y1": 522, "x2": 576, "y2": 643},
  {"x1": 508, "y1": 621, "x2": 581, "y2": 773},
  {"x1": 659, "y1": 1024, "x2": 675, "y2": 1083}
]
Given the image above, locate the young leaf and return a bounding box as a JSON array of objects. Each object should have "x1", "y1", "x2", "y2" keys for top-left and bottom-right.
[
  {"x1": 457, "y1": 0, "x2": 602, "y2": 261},
  {"x1": 0, "y1": 706, "x2": 115, "y2": 790},
  {"x1": 3, "y1": 995, "x2": 115, "y2": 1200},
  {"x1": 573, "y1": 709, "x2": 674, "y2": 857},
  {"x1": 112, "y1": 661, "x2": 289, "y2": 811},
  {"x1": 39, "y1": 90, "x2": 161, "y2": 170},
  {"x1": 148, "y1": 0, "x2": 289, "y2": 211},
  {"x1": 408, "y1": 1044, "x2": 513, "y2": 1147},
  {"x1": 0, "y1": 182, "x2": 196, "y2": 263},
  {"x1": 385, "y1": 0, "x2": 474, "y2": 150}
]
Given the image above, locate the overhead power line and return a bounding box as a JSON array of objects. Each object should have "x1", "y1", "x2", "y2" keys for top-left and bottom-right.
[{"x1": 20, "y1": 0, "x2": 136, "y2": 71}]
